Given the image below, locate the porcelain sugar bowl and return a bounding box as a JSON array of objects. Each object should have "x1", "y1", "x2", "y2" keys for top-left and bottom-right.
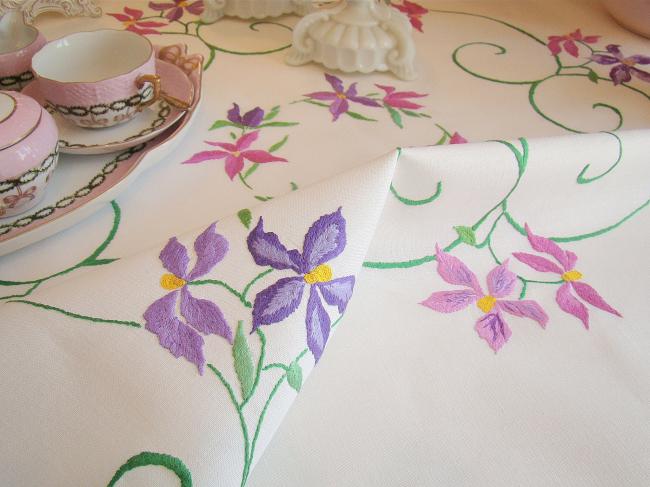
[{"x1": 0, "y1": 90, "x2": 59, "y2": 218}]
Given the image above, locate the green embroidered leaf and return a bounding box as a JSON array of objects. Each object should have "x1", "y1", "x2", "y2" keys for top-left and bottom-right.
[
  {"x1": 229, "y1": 131, "x2": 237, "y2": 140},
  {"x1": 434, "y1": 133, "x2": 448, "y2": 145},
  {"x1": 305, "y1": 99, "x2": 330, "y2": 108},
  {"x1": 269, "y1": 135, "x2": 289, "y2": 153},
  {"x1": 290, "y1": 181, "x2": 298, "y2": 191},
  {"x1": 400, "y1": 109, "x2": 422, "y2": 118},
  {"x1": 238, "y1": 209, "x2": 252, "y2": 229},
  {"x1": 587, "y1": 68, "x2": 599, "y2": 83},
  {"x1": 209, "y1": 120, "x2": 234, "y2": 130},
  {"x1": 286, "y1": 360, "x2": 303, "y2": 392},
  {"x1": 386, "y1": 105, "x2": 404, "y2": 128},
  {"x1": 419, "y1": 113, "x2": 432, "y2": 119},
  {"x1": 258, "y1": 121, "x2": 299, "y2": 128},
  {"x1": 233, "y1": 321, "x2": 255, "y2": 401},
  {"x1": 255, "y1": 195, "x2": 273, "y2": 202},
  {"x1": 346, "y1": 111, "x2": 377, "y2": 122},
  {"x1": 454, "y1": 226, "x2": 477, "y2": 246},
  {"x1": 264, "y1": 105, "x2": 280, "y2": 121},
  {"x1": 243, "y1": 163, "x2": 259, "y2": 179},
  {"x1": 364, "y1": 92, "x2": 380, "y2": 97}
]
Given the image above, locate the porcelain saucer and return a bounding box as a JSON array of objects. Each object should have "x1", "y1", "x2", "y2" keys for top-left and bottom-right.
[{"x1": 22, "y1": 59, "x2": 194, "y2": 155}]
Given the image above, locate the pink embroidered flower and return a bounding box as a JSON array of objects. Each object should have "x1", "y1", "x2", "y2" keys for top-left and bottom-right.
[
  {"x1": 421, "y1": 246, "x2": 548, "y2": 351},
  {"x1": 149, "y1": 0, "x2": 203, "y2": 21},
  {"x1": 107, "y1": 7, "x2": 166, "y2": 35},
  {"x1": 376, "y1": 84, "x2": 427, "y2": 110},
  {"x1": 3, "y1": 186, "x2": 37, "y2": 208},
  {"x1": 304, "y1": 74, "x2": 381, "y2": 122},
  {"x1": 392, "y1": 0, "x2": 428, "y2": 33},
  {"x1": 513, "y1": 224, "x2": 621, "y2": 329},
  {"x1": 547, "y1": 29, "x2": 599, "y2": 57},
  {"x1": 143, "y1": 224, "x2": 232, "y2": 374},
  {"x1": 591, "y1": 44, "x2": 650, "y2": 85},
  {"x1": 449, "y1": 132, "x2": 468, "y2": 144},
  {"x1": 182, "y1": 131, "x2": 287, "y2": 180}
]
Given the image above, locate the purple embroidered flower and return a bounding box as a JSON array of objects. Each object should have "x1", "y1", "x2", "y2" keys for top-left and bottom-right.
[
  {"x1": 304, "y1": 74, "x2": 381, "y2": 121},
  {"x1": 421, "y1": 246, "x2": 548, "y2": 352},
  {"x1": 148, "y1": 0, "x2": 203, "y2": 21},
  {"x1": 144, "y1": 224, "x2": 232, "y2": 374},
  {"x1": 247, "y1": 208, "x2": 355, "y2": 361},
  {"x1": 513, "y1": 224, "x2": 621, "y2": 329},
  {"x1": 591, "y1": 44, "x2": 650, "y2": 85},
  {"x1": 227, "y1": 103, "x2": 264, "y2": 128}
]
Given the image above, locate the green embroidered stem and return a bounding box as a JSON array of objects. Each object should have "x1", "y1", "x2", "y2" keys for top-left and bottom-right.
[
  {"x1": 0, "y1": 201, "x2": 121, "y2": 296},
  {"x1": 207, "y1": 363, "x2": 250, "y2": 486},
  {"x1": 7, "y1": 300, "x2": 142, "y2": 328},
  {"x1": 503, "y1": 198, "x2": 650, "y2": 242},
  {"x1": 576, "y1": 131, "x2": 623, "y2": 184},
  {"x1": 188, "y1": 279, "x2": 248, "y2": 305},
  {"x1": 262, "y1": 363, "x2": 289, "y2": 372},
  {"x1": 390, "y1": 181, "x2": 442, "y2": 206},
  {"x1": 241, "y1": 268, "x2": 273, "y2": 305},
  {"x1": 452, "y1": 42, "x2": 548, "y2": 85},
  {"x1": 238, "y1": 172, "x2": 254, "y2": 190},
  {"x1": 107, "y1": 451, "x2": 192, "y2": 487},
  {"x1": 364, "y1": 138, "x2": 529, "y2": 269}
]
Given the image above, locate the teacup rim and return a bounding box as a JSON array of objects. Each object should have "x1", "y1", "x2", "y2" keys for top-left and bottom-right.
[
  {"x1": 0, "y1": 24, "x2": 40, "y2": 57},
  {"x1": 32, "y1": 29, "x2": 155, "y2": 85}
]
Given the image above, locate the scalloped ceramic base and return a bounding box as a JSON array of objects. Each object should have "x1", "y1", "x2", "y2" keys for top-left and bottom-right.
[
  {"x1": 201, "y1": 0, "x2": 313, "y2": 22},
  {"x1": 285, "y1": 0, "x2": 417, "y2": 81}
]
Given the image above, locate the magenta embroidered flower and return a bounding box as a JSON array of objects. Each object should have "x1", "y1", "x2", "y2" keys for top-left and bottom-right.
[
  {"x1": 547, "y1": 29, "x2": 599, "y2": 57},
  {"x1": 376, "y1": 84, "x2": 427, "y2": 110},
  {"x1": 449, "y1": 132, "x2": 468, "y2": 144},
  {"x1": 107, "y1": 7, "x2": 166, "y2": 35},
  {"x1": 591, "y1": 44, "x2": 650, "y2": 85},
  {"x1": 144, "y1": 224, "x2": 232, "y2": 374},
  {"x1": 391, "y1": 0, "x2": 428, "y2": 32},
  {"x1": 148, "y1": 0, "x2": 203, "y2": 21},
  {"x1": 248, "y1": 209, "x2": 355, "y2": 361},
  {"x1": 305, "y1": 74, "x2": 381, "y2": 121},
  {"x1": 227, "y1": 103, "x2": 264, "y2": 128},
  {"x1": 513, "y1": 224, "x2": 621, "y2": 328},
  {"x1": 182, "y1": 130, "x2": 287, "y2": 180},
  {"x1": 421, "y1": 246, "x2": 548, "y2": 351}
]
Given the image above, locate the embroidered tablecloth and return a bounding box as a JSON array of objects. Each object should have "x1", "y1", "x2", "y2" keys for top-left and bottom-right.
[{"x1": 1, "y1": 1, "x2": 649, "y2": 486}]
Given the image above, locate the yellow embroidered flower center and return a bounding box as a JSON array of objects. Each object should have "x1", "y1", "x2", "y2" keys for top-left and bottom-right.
[
  {"x1": 160, "y1": 273, "x2": 186, "y2": 290},
  {"x1": 336, "y1": 92, "x2": 347, "y2": 100},
  {"x1": 622, "y1": 58, "x2": 637, "y2": 67},
  {"x1": 232, "y1": 150, "x2": 241, "y2": 157},
  {"x1": 477, "y1": 295, "x2": 497, "y2": 313},
  {"x1": 304, "y1": 264, "x2": 333, "y2": 285},
  {"x1": 124, "y1": 19, "x2": 137, "y2": 27},
  {"x1": 562, "y1": 270, "x2": 583, "y2": 282},
  {"x1": 178, "y1": 0, "x2": 189, "y2": 6}
]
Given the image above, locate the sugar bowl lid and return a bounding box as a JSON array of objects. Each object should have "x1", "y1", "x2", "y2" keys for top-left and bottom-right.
[{"x1": 0, "y1": 90, "x2": 43, "y2": 151}]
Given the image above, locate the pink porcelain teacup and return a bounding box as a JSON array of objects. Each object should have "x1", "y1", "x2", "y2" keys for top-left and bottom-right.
[
  {"x1": 31, "y1": 29, "x2": 162, "y2": 128},
  {"x1": 0, "y1": 12, "x2": 46, "y2": 91}
]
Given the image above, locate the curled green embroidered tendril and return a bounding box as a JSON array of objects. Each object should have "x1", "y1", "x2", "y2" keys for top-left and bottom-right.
[{"x1": 107, "y1": 451, "x2": 192, "y2": 487}]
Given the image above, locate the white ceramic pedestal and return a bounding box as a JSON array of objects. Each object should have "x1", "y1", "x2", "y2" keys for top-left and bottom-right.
[
  {"x1": 201, "y1": 0, "x2": 313, "y2": 23},
  {"x1": 286, "y1": 0, "x2": 417, "y2": 80}
]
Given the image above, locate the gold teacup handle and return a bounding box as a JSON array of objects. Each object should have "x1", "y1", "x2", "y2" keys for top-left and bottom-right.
[
  {"x1": 136, "y1": 74, "x2": 161, "y2": 109},
  {"x1": 136, "y1": 74, "x2": 190, "y2": 111}
]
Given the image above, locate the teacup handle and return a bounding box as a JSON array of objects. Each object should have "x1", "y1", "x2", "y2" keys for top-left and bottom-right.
[
  {"x1": 136, "y1": 74, "x2": 190, "y2": 110},
  {"x1": 136, "y1": 74, "x2": 162, "y2": 109}
]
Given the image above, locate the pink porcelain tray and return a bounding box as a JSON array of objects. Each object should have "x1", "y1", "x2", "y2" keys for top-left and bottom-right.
[{"x1": 0, "y1": 44, "x2": 203, "y2": 256}]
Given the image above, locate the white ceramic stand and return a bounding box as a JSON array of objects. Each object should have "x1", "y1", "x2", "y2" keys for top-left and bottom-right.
[
  {"x1": 0, "y1": 0, "x2": 101, "y2": 23},
  {"x1": 286, "y1": 0, "x2": 417, "y2": 80},
  {"x1": 201, "y1": 0, "x2": 313, "y2": 23}
]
